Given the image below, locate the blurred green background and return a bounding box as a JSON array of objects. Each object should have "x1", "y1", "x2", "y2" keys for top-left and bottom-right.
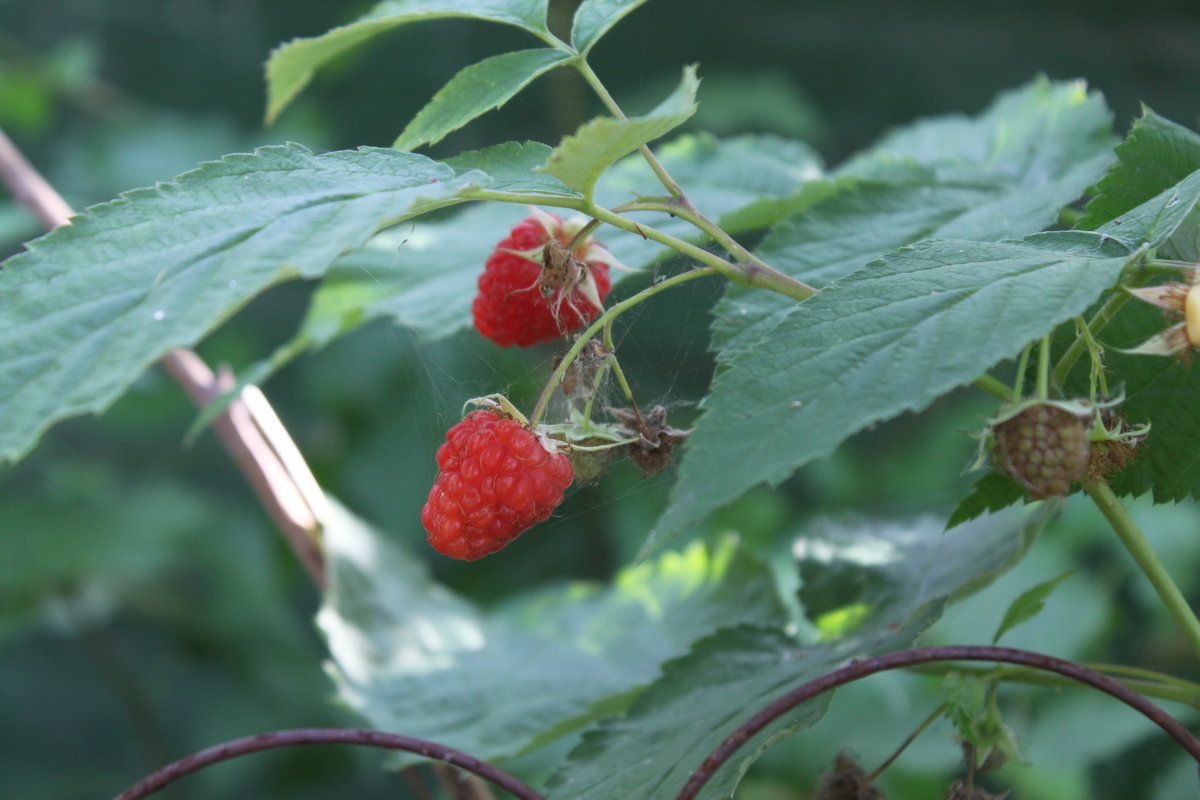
[{"x1": 2, "y1": 1, "x2": 1200, "y2": 798}]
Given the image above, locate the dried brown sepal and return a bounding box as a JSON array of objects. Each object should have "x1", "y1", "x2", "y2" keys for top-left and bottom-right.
[
  {"x1": 992, "y1": 404, "x2": 1090, "y2": 499},
  {"x1": 1086, "y1": 438, "x2": 1140, "y2": 482},
  {"x1": 814, "y1": 753, "x2": 886, "y2": 800},
  {"x1": 942, "y1": 780, "x2": 1008, "y2": 800},
  {"x1": 611, "y1": 405, "x2": 693, "y2": 476}
]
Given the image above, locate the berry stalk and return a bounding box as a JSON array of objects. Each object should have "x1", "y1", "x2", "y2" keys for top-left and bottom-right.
[
  {"x1": 529, "y1": 267, "x2": 720, "y2": 426},
  {"x1": 1085, "y1": 481, "x2": 1200, "y2": 663}
]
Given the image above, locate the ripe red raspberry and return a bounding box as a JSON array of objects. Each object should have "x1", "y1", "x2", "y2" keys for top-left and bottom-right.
[
  {"x1": 421, "y1": 410, "x2": 574, "y2": 559},
  {"x1": 472, "y1": 214, "x2": 612, "y2": 347}
]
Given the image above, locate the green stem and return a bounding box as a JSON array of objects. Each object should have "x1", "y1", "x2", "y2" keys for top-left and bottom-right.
[
  {"x1": 614, "y1": 198, "x2": 780, "y2": 282},
  {"x1": 1080, "y1": 662, "x2": 1200, "y2": 694},
  {"x1": 1086, "y1": 481, "x2": 1200, "y2": 663},
  {"x1": 1036, "y1": 334, "x2": 1051, "y2": 400},
  {"x1": 529, "y1": 268, "x2": 720, "y2": 425},
  {"x1": 864, "y1": 703, "x2": 946, "y2": 783},
  {"x1": 1052, "y1": 291, "x2": 1130, "y2": 386},
  {"x1": 909, "y1": 662, "x2": 1200, "y2": 709},
  {"x1": 973, "y1": 374, "x2": 1011, "y2": 402},
  {"x1": 574, "y1": 59, "x2": 683, "y2": 198},
  {"x1": 1012, "y1": 342, "x2": 1032, "y2": 402},
  {"x1": 603, "y1": 322, "x2": 637, "y2": 406},
  {"x1": 468, "y1": 189, "x2": 817, "y2": 301}
]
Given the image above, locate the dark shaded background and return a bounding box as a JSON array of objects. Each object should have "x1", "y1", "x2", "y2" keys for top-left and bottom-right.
[{"x1": 2, "y1": 1, "x2": 1200, "y2": 798}]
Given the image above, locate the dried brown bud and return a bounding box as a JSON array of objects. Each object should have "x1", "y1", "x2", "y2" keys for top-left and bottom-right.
[{"x1": 611, "y1": 405, "x2": 693, "y2": 475}]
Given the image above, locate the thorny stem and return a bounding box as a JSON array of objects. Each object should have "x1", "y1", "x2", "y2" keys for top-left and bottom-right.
[
  {"x1": 0, "y1": 127, "x2": 328, "y2": 586},
  {"x1": 530, "y1": 268, "x2": 720, "y2": 425},
  {"x1": 675, "y1": 645, "x2": 1200, "y2": 800},
  {"x1": 1085, "y1": 481, "x2": 1200, "y2": 663},
  {"x1": 575, "y1": 59, "x2": 684, "y2": 198},
  {"x1": 864, "y1": 702, "x2": 947, "y2": 783},
  {"x1": 469, "y1": 189, "x2": 817, "y2": 301},
  {"x1": 109, "y1": 728, "x2": 546, "y2": 800}
]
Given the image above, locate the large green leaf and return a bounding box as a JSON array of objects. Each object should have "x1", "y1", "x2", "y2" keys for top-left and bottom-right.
[
  {"x1": 539, "y1": 64, "x2": 699, "y2": 197},
  {"x1": 571, "y1": 0, "x2": 654, "y2": 54},
  {"x1": 712, "y1": 79, "x2": 1114, "y2": 364},
  {"x1": 0, "y1": 144, "x2": 492, "y2": 465},
  {"x1": 393, "y1": 49, "x2": 574, "y2": 151},
  {"x1": 648, "y1": 232, "x2": 1136, "y2": 552},
  {"x1": 319, "y1": 501, "x2": 788, "y2": 763},
  {"x1": 265, "y1": 0, "x2": 556, "y2": 123},
  {"x1": 547, "y1": 508, "x2": 1046, "y2": 800},
  {"x1": 1078, "y1": 108, "x2": 1200, "y2": 230}
]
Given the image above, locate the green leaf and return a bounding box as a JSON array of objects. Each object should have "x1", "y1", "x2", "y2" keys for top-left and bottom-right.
[
  {"x1": 797, "y1": 509, "x2": 1045, "y2": 629},
  {"x1": 713, "y1": 79, "x2": 1115, "y2": 364},
  {"x1": 0, "y1": 144, "x2": 487, "y2": 465},
  {"x1": 319, "y1": 501, "x2": 788, "y2": 763},
  {"x1": 393, "y1": 49, "x2": 574, "y2": 151},
  {"x1": 992, "y1": 570, "x2": 1075, "y2": 644},
  {"x1": 1095, "y1": 304, "x2": 1200, "y2": 502},
  {"x1": 1095, "y1": 167, "x2": 1200, "y2": 250},
  {"x1": 265, "y1": 0, "x2": 555, "y2": 123},
  {"x1": 0, "y1": 470, "x2": 209, "y2": 639},
  {"x1": 947, "y1": 472, "x2": 1026, "y2": 531},
  {"x1": 539, "y1": 64, "x2": 699, "y2": 197},
  {"x1": 445, "y1": 140, "x2": 577, "y2": 195},
  {"x1": 571, "y1": 0, "x2": 654, "y2": 54},
  {"x1": 942, "y1": 672, "x2": 987, "y2": 737},
  {"x1": 648, "y1": 232, "x2": 1135, "y2": 553},
  {"x1": 547, "y1": 508, "x2": 1044, "y2": 800},
  {"x1": 1078, "y1": 108, "x2": 1200, "y2": 230}
]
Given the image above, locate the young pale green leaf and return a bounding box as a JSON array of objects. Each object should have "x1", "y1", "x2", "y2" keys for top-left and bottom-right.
[
  {"x1": 648, "y1": 232, "x2": 1135, "y2": 553},
  {"x1": 319, "y1": 501, "x2": 788, "y2": 764},
  {"x1": 947, "y1": 472, "x2": 1025, "y2": 531},
  {"x1": 265, "y1": 0, "x2": 556, "y2": 123},
  {"x1": 992, "y1": 570, "x2": 1075, "y2": 644},
  {"x1": 1079, "y1": 108, "x2": 1200, "y2": 230},
  {"x1": 571, "y1": 0, "x2": 654, "y2": 54},
  {"x1": 548, "y1": 508, "x2": 1046, "y2": 800},
  {"x1": 713, "y1": 79, "x2": 1115, "y2": 364},
  {"x1": 539, "y1": 64, "x2": 699, "y2": 197},
  {"x1": 942, "y1": 672, "x2": 987, "y2": 737},
  {"x1": 0, "y1": 144, "x2": 487, "y2": 465},
  {"x1": 393, "y1": 49, "x2": 574, "y2": 151}
]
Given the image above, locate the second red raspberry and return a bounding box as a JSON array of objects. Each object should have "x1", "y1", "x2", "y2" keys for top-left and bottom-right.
[{"x1": 472, "y1": 214, "x2": 612, "y2": 347}]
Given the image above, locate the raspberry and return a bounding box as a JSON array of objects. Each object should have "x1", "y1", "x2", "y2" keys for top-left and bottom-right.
[
  {"x1": 421, "y1": 410, "x2": 574, "y2": 559},
  {"x1": 472, "y1": 214, "x2": 612, "y2": 347},
  {"x1": 991, "y1": 403, "x2": 1090, "y2": 499}
]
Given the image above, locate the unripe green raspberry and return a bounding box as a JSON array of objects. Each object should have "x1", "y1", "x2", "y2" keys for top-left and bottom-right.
[{"x1": 992, "y1": 404, "x2": 1090, "y2": 499}]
